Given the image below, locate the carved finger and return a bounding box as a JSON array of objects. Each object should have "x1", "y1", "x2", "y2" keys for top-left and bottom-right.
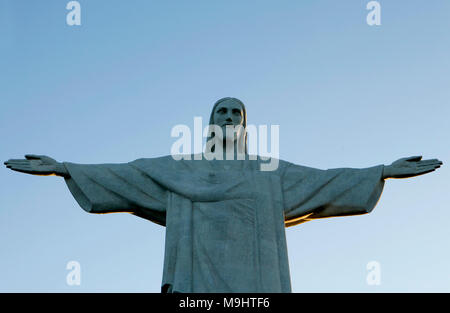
[
  {"x1": 5, "y1": 159, "x2": 29, "y2": 164},
  {"x1": 417, "y1": 169, "x2": 436, "y2": 176},
  {"x1": 418, "y1": 163, "x2": 442, "y2": 170},
  {"x1": 25, "y1": 154, "x2": 43, "y2": 160},
  {"x1": 9, "y1": 167, "x2": 34, "y2": 175},
  {"x1": 9, "y1": 164, "x2": 32, "y2": 171},
  {"x1": 417, "y1": 164, "x2": 441, "y2": 169},
  {"x1": 417, "y1": 159, "x2": 441, "y2": 166},
  {"x1": 5, "y1": 163, "x2": 30, "y2": 169},
  {"x1": 406, "y1": 155, "x2": 422, "y2": 162},
  {"x1": 10, "y1": 162, "x2": 31, "y2": 167},
  {"x1": 399, "y1": 168, "x2": 435, "y2": 178},
  {"x1": 416, "y1": 165, "x2": 437, "y2": 173},
  {"x1": 8, "y1": 168, "x2": 32, "y2": 174}
]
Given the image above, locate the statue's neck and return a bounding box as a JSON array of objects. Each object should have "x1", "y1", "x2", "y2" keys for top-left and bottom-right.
[{"x1": 206, "y1": 138, "x2": 247, "y2": 161}]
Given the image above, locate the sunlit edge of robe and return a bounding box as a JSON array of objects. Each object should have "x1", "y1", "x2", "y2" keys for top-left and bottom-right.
[{"x1": 62, "y1": 155, "x2": 385, "y2": 293}]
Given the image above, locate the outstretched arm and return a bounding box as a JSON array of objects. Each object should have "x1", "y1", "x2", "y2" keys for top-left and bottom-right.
[
  {"x1": 382, "y1": 156, "x2": 443, "y2": 179},
  {"x1": 282, "y1": 155, "x2": 443, "y2": 226},
  {"x1": 4, "y1": 155, "x2": 70, "y2": 178},
  {"x1": 4, "y1": 155, "x2": 168, "y2": 225}
]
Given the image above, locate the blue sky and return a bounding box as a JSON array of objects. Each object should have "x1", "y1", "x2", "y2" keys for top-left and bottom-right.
[{"x1": 0, "y1": 0, "x2": 449, "y2": 292}]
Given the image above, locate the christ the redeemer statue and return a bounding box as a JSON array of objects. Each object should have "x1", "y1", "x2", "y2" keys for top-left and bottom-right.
[{"x1": 4, "y1": 98, "x2": 442, "y2": 293}]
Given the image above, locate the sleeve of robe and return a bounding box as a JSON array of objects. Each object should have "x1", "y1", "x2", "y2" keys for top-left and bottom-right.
[
  {"x1": 62, "y1": 161, "x2": 167, "y2": 226},
  {"x1": 282, "y1": 162, "x2": 385, "y2": 227}
]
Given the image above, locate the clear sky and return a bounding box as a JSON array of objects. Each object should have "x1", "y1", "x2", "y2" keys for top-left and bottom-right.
[{"x1": 0, "y1": 0, "x2": 449, "y2": 292}]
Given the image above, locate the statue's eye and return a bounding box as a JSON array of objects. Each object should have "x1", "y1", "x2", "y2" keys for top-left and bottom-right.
[
  {"x1": 217, "y1": 108, "x2": 227, "y2": 114},
  {"x1": 232, "y1": 109, "x2": 241, "y2": 115}
]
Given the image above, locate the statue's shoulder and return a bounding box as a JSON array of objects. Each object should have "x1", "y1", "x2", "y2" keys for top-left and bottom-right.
[
  {"x1": 129, "y1": 155, "x2": 177, "y2": 167},
  {"x1": 244, "y1": 155, "x2": 291, "y2": 175}
]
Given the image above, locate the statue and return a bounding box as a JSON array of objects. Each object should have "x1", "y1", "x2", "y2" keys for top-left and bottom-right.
[{"x1": 4, "y1": 97, "x2": 442, "y2": 293}]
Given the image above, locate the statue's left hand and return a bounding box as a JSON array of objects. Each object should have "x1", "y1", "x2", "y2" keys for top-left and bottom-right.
[{"x1": 383, "y1": 156, "x2": 443, "y2": 179}]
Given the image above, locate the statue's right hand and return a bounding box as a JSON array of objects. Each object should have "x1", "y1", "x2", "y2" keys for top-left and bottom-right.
[{"x1": 4, "y1": 154, "x2": 60, "y2": 176}]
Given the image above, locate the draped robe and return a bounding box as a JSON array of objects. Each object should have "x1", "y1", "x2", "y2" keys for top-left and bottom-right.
[{"x1": 63, "y1": 155, "x2": 385, "y2": 293}]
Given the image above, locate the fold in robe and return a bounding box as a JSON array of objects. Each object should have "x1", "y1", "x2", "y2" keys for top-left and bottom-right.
[{"x1": 63, "y1": 155, "x2": 384, "y2": 292}]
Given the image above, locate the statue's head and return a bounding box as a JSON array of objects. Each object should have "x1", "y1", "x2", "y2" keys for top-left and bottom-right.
[{"x1": 207, "y1": 97, "x2": 247, "y2": 154}]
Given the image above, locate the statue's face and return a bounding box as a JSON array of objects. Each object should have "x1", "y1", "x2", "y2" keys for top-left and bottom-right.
[{"x1": 213, "y1": 99, "x2": 244, "y2": 142}]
